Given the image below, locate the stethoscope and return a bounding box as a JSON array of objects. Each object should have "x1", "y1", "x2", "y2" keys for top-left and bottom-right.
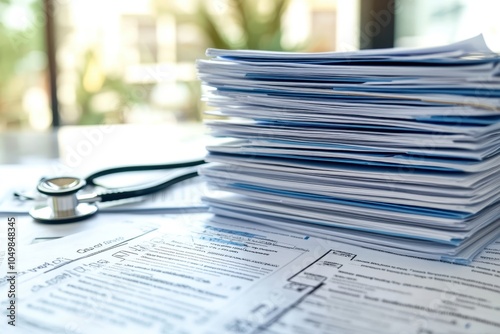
[{"x1": 16, "y1": 160, "x2": 206, "y2": 223}]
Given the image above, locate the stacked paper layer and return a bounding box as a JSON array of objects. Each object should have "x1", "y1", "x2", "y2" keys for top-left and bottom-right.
[{"x1": 197, "y1": 35, "x2": 500, "y2": 263}]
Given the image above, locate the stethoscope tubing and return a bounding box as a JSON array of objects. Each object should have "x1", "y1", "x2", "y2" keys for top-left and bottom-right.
[
  {"x1": 96, "y1": 167, "x2": 200, "y2": 203},
  {"x1": 85, "y1": 159, "x2": 206, "y2": 186}
]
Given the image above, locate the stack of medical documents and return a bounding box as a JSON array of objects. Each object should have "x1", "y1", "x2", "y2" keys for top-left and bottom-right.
[{"x1": 197, "y1": 35, "x2": 500, "y2": 263}]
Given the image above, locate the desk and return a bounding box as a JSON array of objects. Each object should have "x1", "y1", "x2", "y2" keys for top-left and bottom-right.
[
  {"x1": 0, "y1": 123, "x2": 206, "y2": 167},
  {"x1": 1, "y1": 124, "x2": 500, "y2": 334},
  {"x1": 0, "y1": 130, "x2": 58, "y2": 164}
]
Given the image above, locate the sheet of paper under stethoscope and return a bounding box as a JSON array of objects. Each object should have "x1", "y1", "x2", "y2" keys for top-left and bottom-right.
[{"x1": 0, "y1": 164, "x2": 210, "y2": 215}]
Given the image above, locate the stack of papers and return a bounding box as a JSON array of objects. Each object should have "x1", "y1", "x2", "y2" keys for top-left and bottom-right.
[{"x1": 196, "y1": 35, "x2": 500, "y2": 263}]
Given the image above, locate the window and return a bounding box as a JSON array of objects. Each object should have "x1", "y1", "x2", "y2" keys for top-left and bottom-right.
[{"x1": 0, "y1": 0, "x2": 51, "y2": 130}]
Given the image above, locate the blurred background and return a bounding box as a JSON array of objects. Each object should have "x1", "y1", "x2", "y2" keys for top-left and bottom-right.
[{"x1": 1, "y1": 0, "x2": 499, "y2": 131}]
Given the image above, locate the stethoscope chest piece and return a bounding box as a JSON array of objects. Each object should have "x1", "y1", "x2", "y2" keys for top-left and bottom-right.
[
  {"x1": 23, "y1": 160, "x2": 204, "y2": 223},
  {"x1": 29, "y1": 176, "x2": 98, "y2": 223}
]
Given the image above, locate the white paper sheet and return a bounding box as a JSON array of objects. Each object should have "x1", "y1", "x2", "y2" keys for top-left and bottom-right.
[
  {"x1": 0, "y1": 214, "x2": 330, "y2": 334},
  {"x1": 0, "y1": 165, "x2": 209, "y2": 215},
  {"x1": 260, "y1": 234, "x2": 500, "y2": 334},
  {"x1": 205, "y1": 35, "x2": 494, "y2": 59},
  {"x1": 1, "y1": 213, "x2": 499, "y2": 333}
]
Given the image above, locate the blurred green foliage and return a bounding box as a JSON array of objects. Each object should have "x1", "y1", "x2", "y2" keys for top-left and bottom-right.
[
  {"x1": 154, "y1": 0, "x2": 299, "y2": 121},
  {"x1": 0, "y1": 0, "x2": 46, "y2": 127},
  {"x1": 75, "y1": 50, "x2": 147, "y2": 125},
  {"x1": 195, "y1": 0, "x2": 292, "y2": 50},
  {"x1": 155, "y1": 0, "x2": 300, "y2": 53},
  {"x1": 0, "y1": 0, "x2": 298, "y2": 129}
]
